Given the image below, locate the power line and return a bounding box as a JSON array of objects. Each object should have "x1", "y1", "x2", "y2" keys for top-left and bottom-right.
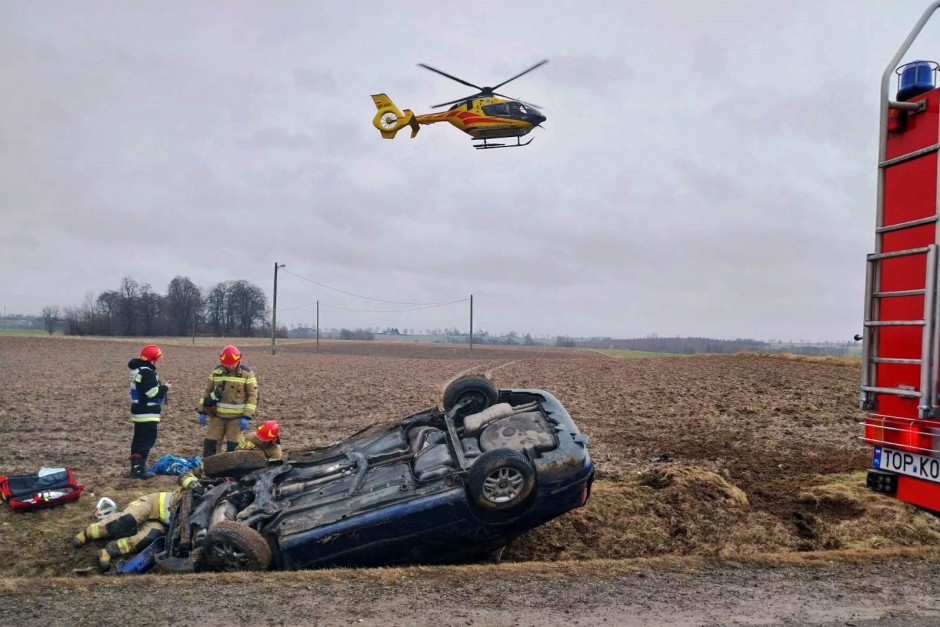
[
  {"x1": 320, "y1": 300, "x2": 467, "y2": 313},
  {"x1": 280, "y1": 268, "x2": 463, "y2": 306},
  {"x1": 282, "y1": 298, "x2": 468, "y2": 314}
]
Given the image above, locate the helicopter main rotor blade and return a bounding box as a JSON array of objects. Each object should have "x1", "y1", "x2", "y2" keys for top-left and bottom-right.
[
  {"x1": 491, "y1": 59, "x2": 548, "y2": 91},
  {"x1": 491, "y1": 92, "x2": 543, "y2": 109},
  {"x1": 431, "y1": 93, "x2": 484, "y2": 108},
  {"x1": 418, "y1": 64, "x2": 483, "y2": 91}
]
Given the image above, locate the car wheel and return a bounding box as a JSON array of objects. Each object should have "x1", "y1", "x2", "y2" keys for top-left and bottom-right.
[
  {"x1": 202, "y1": 449, "x2": 267, "y2": 478},
  {"x1": 443, "y1": 375, "x2": 499, "y2": 413},
  {"x1": 467, "y1": 448, "x2": 536, "y2": 516},
  {"x1": 203, "y1": 521, "x2": 271, "y2": 572}
]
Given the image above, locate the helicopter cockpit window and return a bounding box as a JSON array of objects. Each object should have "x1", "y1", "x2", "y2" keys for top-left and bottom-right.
[
  {"x1": 482, "y1": 103, "x2": 510, "y2": 116},
  {"x1": 507, "y1": 102, "x2": 528, "y2": 116}
]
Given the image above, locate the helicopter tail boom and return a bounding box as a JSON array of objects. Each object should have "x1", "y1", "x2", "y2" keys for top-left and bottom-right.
[{"x1": 371, "y1": 94, "x2": 420, "y2": 139}]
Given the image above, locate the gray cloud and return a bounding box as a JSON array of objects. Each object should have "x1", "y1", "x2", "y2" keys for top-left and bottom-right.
[{"x1": 1, "y1": 0, "x2": 935, "y2": 340}]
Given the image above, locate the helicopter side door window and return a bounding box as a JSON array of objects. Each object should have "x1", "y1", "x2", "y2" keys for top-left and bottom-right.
[{"x1": 482, "y1": 103, "x2": 510, "y2": 116}]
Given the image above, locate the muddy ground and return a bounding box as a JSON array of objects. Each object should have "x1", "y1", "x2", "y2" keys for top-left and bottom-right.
[{"x1": 1, "y1": 336, "x2": 940, "y2": 625}]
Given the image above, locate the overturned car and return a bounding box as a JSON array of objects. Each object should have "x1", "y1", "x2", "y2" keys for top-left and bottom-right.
[{"x1": 156, "y1": 376, "x2": 594, "y2": 572}]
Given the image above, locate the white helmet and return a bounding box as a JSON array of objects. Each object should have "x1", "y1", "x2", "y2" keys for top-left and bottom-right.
[{"x1": 94, "y1": 497, "x2": 117, "y2": 519}]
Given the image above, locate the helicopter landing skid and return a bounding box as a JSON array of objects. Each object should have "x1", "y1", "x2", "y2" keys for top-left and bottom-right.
[{"x1": 473, "y1": 136, "x2": 534, "y2": 149}]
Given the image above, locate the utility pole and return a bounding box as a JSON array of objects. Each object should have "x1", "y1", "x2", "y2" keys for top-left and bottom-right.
[
  {"x1": 316, "y1": 300, "x2": 320, "y2": 353},
  {"x1": 272, "y1": 262, "x2": 285, "y2": 355},
  {"x1": 469, "y1": 294, "x2": 473, "y2": 354}
]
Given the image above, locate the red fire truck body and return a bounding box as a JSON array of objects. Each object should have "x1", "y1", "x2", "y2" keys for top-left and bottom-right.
[{"x1": 862, "y1": 3, "x2": 940, "y2": 512}]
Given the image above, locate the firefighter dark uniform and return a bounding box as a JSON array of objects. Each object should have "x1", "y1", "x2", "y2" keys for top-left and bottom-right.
[
  {"x1": 70, "y1": 482, "x2": 195, "y2": 571},
  {"x1": 128, "y1": 345, "x2": 170, "y2": 479},
  {"x1": 197, "y1": 345, "x2": 259, "y2": 457}
]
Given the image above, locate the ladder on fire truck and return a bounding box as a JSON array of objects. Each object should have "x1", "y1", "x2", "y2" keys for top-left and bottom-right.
[{"x1": 860, "y1": 2, "x2": 940, "y2": 420}]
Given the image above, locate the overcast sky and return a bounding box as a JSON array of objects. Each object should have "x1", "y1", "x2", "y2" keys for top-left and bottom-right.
[{"x1": 3, "y1": 1, "x2": 939, "y2": 341}]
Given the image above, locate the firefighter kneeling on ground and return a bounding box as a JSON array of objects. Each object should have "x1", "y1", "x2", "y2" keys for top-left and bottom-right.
[
  {"x1": 71, "y1": 475, "x2": 199, "y2": 572},
  {"x1": 178, "y1": 420, "x2": 283, "y2": 489}
]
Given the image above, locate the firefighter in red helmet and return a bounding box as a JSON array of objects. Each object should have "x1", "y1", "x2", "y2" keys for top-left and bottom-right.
[
  {"x1": 196, "y1": 345, "x2": 259, "y2": 457},
  {"x1": 128, "y1": 344, "x2": 171, "y2": 480},
  {"x1": 177, "y1": 421, "x2": 283, "y2": 490},
  {"x1": 236, "y1": 420, "x2": 283, "y2": 463}
]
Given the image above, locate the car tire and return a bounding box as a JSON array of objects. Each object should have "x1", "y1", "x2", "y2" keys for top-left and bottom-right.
[
  {"x1": 201, "y1": 450, "x2": 267, "y2": 478},
  {"x1": 203, "y1": 521, "x2": 271, "y2": 572},
  {"x1": 443, "y1": 375, "x2": 499, "y2": 413},
  {"x1": 467, "y1": 448, "x2": 536, "y2": 516}
]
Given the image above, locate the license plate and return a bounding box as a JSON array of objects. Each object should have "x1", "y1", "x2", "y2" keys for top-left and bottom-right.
[{"x1": 873, "y1": 446, "x2": 940, "y2": 483}]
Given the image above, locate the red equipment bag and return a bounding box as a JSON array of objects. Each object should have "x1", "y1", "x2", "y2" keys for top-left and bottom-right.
[{"x1": 0, "y1": 467, "x2": 84, "y2": 512}]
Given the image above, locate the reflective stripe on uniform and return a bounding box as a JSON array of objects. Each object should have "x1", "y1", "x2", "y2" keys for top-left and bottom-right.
[
  {"x1": 131, "y1": 415, "x2": 161, "y2": 423},
  {"x1": 211, "y1": 375, "x2": 256, "y2": 384},
  {"x1": 116, "y1": 537, "x2": 133, "y2": 554},
  {"x1": 158, "y1": 491, "x2": 172, "y2": 524}
]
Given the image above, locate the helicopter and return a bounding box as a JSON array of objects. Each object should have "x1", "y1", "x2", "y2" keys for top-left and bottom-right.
[{"x1": 371, "y1": 60, "x2": 548, "y2": 149}]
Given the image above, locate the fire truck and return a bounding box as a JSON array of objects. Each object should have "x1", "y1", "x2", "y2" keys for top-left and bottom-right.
[{"x1": 862, "y1": 2, "x2": 940, "y2": 511}]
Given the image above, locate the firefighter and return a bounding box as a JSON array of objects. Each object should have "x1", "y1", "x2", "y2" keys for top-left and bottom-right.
[
  {"x1": 237, "y1": 420, "x2": 283, "y2": 463},
  {"x1": 196, "y1": 344, "x2": 259, "y2": 458},
  {"x1": 178, "y1": 420, "x2": 283, "y2": 488},
  {"x1": 71, "y1": 478, "x2": 198, "y2": 571},
  {"x1": 128, "y1": 344, "x2": 172, "y2": 480}
]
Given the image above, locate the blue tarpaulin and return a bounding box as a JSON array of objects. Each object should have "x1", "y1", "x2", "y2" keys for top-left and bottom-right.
[{"x1": 146, "y1": 454, "x2": 202, "y2": 476}]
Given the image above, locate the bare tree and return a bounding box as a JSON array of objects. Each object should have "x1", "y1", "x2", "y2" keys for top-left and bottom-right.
[
  {"x1": 41, "y1": 306, "x2": 59, "y2": 335},
  {"x1": 165, "y1": 276, "x2": 202, "y2": 336},
  {"x1": 137, "y1": 283, "x2": 162, "y2": 336},
  {"x1": 203, "y1": 280, "x2": 267, "y2": 337},
  {"x1": 95, "y1": 290, "x2": 121, "y2": 335},
  {"x1": 230, "y1": 280, "x2": 267, "y2": 336},
  {"x1": 204, "y1": 281, "x2": 232, "y2": 336},
  {"x1": 117, "y1": 277, "x2": 140, "y2": 336}
]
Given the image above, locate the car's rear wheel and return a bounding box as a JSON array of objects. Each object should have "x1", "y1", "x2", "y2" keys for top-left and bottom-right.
[
  {"x1": 443, "y1": 375, "x2": 499, "y2": 413},
  {"x1": 202, "y1": 449, "x2": 267, "y2": 478},
  {"x1": 203, "y1": 521, "x2": 271, "y2": 572},
  {"x1": 467, "y1": 448, "x2": 536, "y2": 517}
]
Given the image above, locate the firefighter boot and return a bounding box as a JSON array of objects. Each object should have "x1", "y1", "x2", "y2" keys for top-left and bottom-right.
[
  {"x1": 71, "y1": 530, "x2": 88, "y2": 548},
  {"x1": 202, "y1": 438, "x2": 218, "y2": 458},
  {"x1": 226, "y1": 440, "x2": 238, "y2": 452},
  {"x1": 130, "y1": 454, "x2": 154, "y2": 480},
  {"x1": 97, "y1": 545, "x2": 121, "y2": 572}
]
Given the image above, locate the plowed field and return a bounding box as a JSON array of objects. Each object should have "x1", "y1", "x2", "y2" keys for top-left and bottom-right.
[{"x1": 2, "y1": 335, "x2": 939, "y2": 625}]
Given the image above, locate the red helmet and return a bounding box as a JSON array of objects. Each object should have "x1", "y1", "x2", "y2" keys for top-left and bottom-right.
[
  {"x1": 219, "y1": 345, "x2": 241, "y2": 367},
  {"x1": 140, "y1": 344, "x2": 163, "y2": 363},
  {"x1": 256, "y1": 420, "x2": 279, "y2": 442}
]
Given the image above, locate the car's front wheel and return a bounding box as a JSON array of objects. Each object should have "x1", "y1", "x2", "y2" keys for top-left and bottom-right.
[
  {"x1": 203, "y1": 521, "x2": 271, "y2": 571},
  {"x1": 467, "y1": 448, "x2": 536, "y2": 518}
]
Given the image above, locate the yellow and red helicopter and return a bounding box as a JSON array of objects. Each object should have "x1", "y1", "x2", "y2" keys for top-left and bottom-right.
[{"x1": 371, "y1": 60, "x2": 548, "y2": 149}]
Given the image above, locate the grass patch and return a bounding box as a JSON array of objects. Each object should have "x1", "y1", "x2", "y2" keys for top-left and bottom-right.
[
  {"x1": 0, "y1": 329, "x2": 46, "y2": 337},
  {"x1": 594, "y1": 349, "x2": 686, "y2": 359}
]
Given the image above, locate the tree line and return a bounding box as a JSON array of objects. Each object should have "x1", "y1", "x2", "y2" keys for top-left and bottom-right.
[
  {"x1": 573, "y1": 335, "x2": 858, "y2": 356},
  {"x1": 44, "y1": 276, "x2": 270, "y2": 337}
]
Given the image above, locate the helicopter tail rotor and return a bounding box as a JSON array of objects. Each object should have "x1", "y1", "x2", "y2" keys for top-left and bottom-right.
[{"x1": 371, "y1": 94, "x2": 420, "y2": 139}]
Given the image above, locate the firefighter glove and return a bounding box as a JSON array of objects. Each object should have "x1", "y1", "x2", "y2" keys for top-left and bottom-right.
[
  {"x1": 238, "y1": 417, "x2": 250, "y2": 431},
  {"x1": 198, "y1": 413, "x2": 207, "y2": 426}
]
